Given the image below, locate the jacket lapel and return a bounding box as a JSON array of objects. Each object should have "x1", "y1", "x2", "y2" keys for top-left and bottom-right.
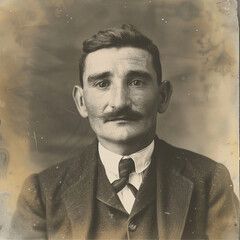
[
  {"x1": 96, "y1": 159, "x2": 128, "y2": 214},
  {"x1": 154, "y1": 138, "x2": 194, "y2": 240},
  {"x1": 130, "y1": 155, "x2": 156, "y2": 218},
  {"x1": 61, "y1": 140, "x2": 98, "y2": 240}
]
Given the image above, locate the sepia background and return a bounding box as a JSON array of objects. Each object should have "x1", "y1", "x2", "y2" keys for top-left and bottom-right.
[{"x1": 0, "y1": 0, "x2": 239, "y2": 237}]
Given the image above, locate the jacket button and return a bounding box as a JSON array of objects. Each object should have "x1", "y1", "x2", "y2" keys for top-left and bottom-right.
[{"x1": 128, "y1": 222, "x2": 137, "y2": 232}]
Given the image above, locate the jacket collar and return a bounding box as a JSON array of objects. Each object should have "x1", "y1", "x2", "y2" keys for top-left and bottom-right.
[{"x1": 61, "y1": 137, "x2": 193, "y2": 239}]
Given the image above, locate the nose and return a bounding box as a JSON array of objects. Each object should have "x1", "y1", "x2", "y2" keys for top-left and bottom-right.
[{"x1": 110, "y1": 84, "x2": 131, "y2": 110}]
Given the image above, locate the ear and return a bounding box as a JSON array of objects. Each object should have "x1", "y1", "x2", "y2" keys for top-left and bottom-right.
[
  {"x1": 72, "y1": 85, "x2": 88, "y2": 118},
  {"x1": 157, "y1": 81, "x2": 173, "y2": 113}
]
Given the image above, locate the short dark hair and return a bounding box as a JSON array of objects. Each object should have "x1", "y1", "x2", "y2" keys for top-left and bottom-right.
[{"x1": 79, "y1": 24, "x2": 162, "y2": 87}]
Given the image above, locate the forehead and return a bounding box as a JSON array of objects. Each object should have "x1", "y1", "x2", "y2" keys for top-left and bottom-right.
[{"x1": 83, "y1": 47, "x2": 155, "y2": 79}]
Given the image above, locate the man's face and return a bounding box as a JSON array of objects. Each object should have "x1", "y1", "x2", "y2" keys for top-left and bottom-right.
[{"x1": 74, "y1": 47, "x2": 171, "y2": 147}]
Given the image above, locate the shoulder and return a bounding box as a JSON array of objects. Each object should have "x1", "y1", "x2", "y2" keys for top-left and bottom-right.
[
  {"x1": 155, "y1": 138, "x2": 231, "y2": 183},
  {"x1": 24, "y1": 140, "x2": 98, "y2": 199}
]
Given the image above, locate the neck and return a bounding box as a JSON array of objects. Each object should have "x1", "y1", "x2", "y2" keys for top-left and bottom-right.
[{"x1": 98, "y1": 134, "x2": 155, "y2": 155}]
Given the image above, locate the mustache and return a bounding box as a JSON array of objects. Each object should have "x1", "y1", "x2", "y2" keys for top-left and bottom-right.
[{"x1": 101, "y1": 108, "x2": 143, "y2": 122}]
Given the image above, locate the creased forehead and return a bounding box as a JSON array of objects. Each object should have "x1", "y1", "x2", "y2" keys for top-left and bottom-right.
[{"x1": 83, "y1": 47, "x2": 155, "y2": 80}]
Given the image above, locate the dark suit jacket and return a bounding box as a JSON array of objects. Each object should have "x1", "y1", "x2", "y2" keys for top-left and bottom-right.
[{"x1": 10, "y1": 138, "x2": 238, "y2": 239}]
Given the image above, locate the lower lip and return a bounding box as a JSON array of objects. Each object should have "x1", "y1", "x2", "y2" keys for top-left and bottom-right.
[{"x1": 109, "y1": 119, "x2": 132, "y2": 123}]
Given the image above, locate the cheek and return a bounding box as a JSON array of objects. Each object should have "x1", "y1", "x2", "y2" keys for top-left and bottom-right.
[
  {"x1": 83, "y1": 93, "x2": 101, "y2": 116},
  {"x1": 83, "y1": 99, "x2": 98, "y2": 118},
  {"x1": 133, "y1": 95, "x2": 159, "y2": 115}
]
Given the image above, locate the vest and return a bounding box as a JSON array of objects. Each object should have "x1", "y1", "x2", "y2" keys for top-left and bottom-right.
[{"x1": 89, "y1": 156, "x2": 158, "y2": 239}]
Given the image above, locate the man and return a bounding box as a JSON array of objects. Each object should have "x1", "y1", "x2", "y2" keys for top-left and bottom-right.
[{"x1": 11, "y1": 24, "x2": 238, "y2": 239}]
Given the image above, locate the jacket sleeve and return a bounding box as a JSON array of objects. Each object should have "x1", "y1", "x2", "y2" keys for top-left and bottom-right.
[
  {"x1": 206, "y1": 163, "x2": 239, "y2": 239},
  {"x1": 10, "y1": 174, "x2": 47, "y2": 239}
]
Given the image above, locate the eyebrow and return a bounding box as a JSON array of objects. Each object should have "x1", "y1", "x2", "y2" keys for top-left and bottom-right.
[
  {"x1": 125, "y1": 70, "x2": 152, "y2": 81},
  {"x1": 87, "y1": 70, "x2": 152, "y2": 83},
  {"x1": 87, "y1": 72, "x2": 112, "y2": 83}
]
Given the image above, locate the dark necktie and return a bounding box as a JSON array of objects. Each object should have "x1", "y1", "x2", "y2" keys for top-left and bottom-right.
[{"x1": 112, "y1": 158, "x2": 138, "y2": 197}]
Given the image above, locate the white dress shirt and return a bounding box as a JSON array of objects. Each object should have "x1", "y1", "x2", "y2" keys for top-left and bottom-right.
[{"x1": 98, "y1": 140, "x2": 154, "y2": 214}]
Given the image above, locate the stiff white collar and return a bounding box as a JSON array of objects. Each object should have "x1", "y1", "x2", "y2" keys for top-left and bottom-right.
[{"x1": 98, "y1": 140, "x2": 154, "y2": 179}]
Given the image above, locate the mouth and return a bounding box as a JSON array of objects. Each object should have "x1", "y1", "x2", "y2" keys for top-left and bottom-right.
[{"x1": 106, "y1": 116, "x2": 139, "y2": 122}]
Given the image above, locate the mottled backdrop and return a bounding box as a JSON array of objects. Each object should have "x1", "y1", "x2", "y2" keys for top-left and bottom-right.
[{"x1": 0, "y1": 0, "x2": 238, "y2": 237}]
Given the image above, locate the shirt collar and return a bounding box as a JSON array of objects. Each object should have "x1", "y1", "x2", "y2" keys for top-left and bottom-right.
[{"x1": 98, "y1": 140, "x2": 154, "y2": 177}]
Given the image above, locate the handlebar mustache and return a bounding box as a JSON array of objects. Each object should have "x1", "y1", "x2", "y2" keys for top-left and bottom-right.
[{"x1": 102, "y1": 109, "x2": 143, "y2": 122}]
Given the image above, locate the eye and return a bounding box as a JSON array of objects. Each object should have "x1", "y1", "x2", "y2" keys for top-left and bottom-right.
[
  {"x1": 129, "y1": 79, "x2": 144, "y2": 87},
  {"x1": 95, "y1": 80, "x2": 110, "y2": 89}
]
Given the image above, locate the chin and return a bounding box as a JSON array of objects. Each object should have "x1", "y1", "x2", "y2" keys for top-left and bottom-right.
[{"x1": 100, "y1": 129, "x2": 151, "y2": 144}]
